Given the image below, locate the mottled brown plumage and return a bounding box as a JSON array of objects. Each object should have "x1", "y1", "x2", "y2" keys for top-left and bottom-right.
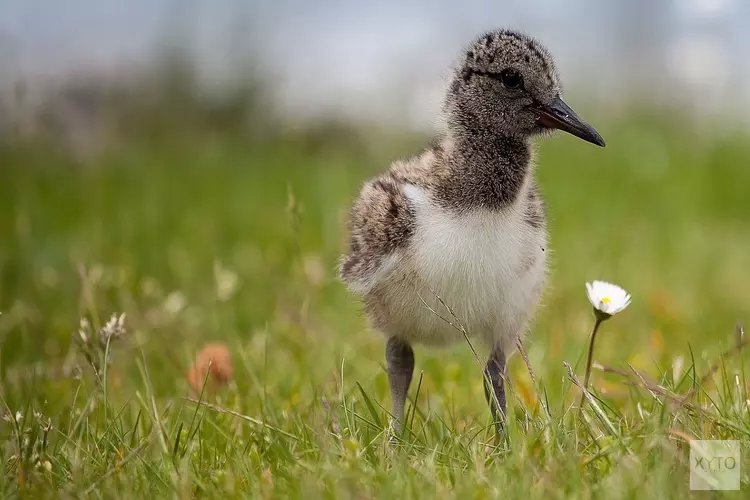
[{"x1": 339, "y1": 28, "x2": 604, "y2": 433}]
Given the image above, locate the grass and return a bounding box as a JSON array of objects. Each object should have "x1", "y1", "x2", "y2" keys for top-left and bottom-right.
[{"x1": 1, "y1": 112, "x2": 750, "y2": 498}]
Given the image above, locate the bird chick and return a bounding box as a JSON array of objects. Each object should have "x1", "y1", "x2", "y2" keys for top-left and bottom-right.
[{"x1": 339, "y1": 29, "x2": 604, "y2": 433}]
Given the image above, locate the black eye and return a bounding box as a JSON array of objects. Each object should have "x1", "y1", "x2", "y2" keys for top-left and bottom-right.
[{"x1": 499, "y1": 69, "x2": 523, "y2": 90}]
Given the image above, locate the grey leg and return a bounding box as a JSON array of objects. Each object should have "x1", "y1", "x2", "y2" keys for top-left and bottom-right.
[
  {"x1": 483, "y1": 347, "x2": 506, "y2": 434},
  {"x1": 386, "y1": 337, "x2": 414, "y2": 432}
]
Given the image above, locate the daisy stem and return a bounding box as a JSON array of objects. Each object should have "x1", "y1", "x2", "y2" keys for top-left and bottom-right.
[{"x1": 579, "y1": 316, "x2": 604, "y2": 408}]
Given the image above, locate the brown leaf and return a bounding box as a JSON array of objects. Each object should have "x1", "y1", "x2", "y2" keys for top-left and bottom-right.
[{"x1": 186, "y1": 343, "x2": 233, "y2": 393}]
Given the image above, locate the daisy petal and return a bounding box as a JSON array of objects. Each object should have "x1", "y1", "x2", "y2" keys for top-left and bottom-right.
[{"x1": 585, "y1": 280, "x2": 631, "y2": 316}]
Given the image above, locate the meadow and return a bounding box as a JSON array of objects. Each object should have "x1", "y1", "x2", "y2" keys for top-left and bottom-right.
[{"x1": 1, "y1": 77, "x2": 750, "y2": 498}]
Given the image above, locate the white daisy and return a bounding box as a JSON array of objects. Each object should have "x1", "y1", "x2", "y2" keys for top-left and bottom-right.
[{"x1": 585, "y1": 280, "x2": 631, "y2": 317}]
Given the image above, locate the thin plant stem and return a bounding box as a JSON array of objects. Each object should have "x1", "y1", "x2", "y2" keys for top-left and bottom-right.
[{"x1": 579, "y1": 315, "x2": 605, "y2": 408}]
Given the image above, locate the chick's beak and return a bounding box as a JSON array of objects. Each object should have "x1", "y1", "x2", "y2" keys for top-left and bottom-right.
[{"x1": 535, "y1": 96, "x2": 605, "y2": 147}]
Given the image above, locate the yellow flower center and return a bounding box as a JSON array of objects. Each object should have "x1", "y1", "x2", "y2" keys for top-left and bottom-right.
[{"x1": 601, "y1": 297, "x2": 611, "y2": 304}]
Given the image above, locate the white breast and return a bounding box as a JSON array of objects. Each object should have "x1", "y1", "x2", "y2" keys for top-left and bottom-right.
[{"x1": 376, "y1": 184, "x2": 547, "y2": 351}]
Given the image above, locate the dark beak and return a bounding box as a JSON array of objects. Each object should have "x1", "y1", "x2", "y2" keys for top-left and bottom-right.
[{"x1": 535, "y1": 96, "x2": 605, "y2": 147}]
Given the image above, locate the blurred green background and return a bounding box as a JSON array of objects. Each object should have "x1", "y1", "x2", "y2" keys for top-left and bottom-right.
[
  {"x1": 1, "y1": 56, "x2": 749, "y2": 410},
  {"x1": 0, "y1": 0, "x2": 749, "y2": 454}
]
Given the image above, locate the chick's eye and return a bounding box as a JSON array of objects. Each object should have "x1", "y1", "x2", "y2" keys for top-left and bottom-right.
[{"x1": 499, "y1": 69, "x2": 522, "y2": 90}]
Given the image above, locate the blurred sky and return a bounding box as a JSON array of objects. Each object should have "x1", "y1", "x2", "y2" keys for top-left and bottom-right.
[{"x1": 1, "y1": 0, "x2": 749, "y2": 128}]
